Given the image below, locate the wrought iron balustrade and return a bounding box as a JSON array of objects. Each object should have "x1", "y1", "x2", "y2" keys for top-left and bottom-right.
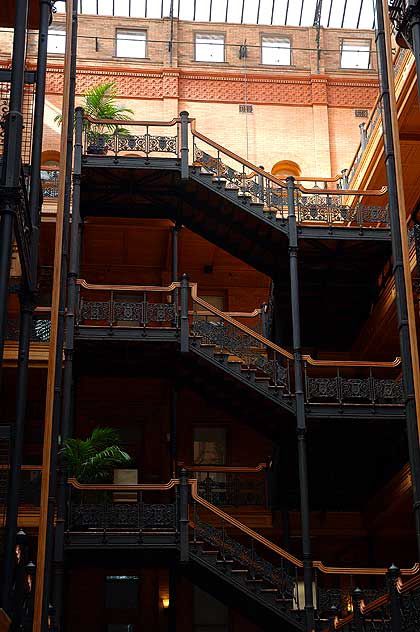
[
  {"x1": 40, "y1": 167, "x2": 59, "y2": 198},
  {"x1": 304, "y1": 360, "x2": 403, "y2": 406},
  {"x1": 0, "y1": 70, "x2": 35, "y2": 165},
  {"x1": 83, "y1": 115, "x2": 179, "y2": 158},
  {"x1": 6, "y1": 310, "x2": 51, "y2": 343},
  {"x1": 347, "y1": 47, "x2": 410, "y2": 187},
  {"x1": 184, "y1": 464, "x2": 268, "y2": 507},
  {"x1": 77, "y1": 281, "x2": 179, "y2": 328}
]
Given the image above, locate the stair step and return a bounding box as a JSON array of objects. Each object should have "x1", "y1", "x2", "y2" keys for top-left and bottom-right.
[
  {"x1": 202, "y1": 550, "x2": 219, "y2": 555},
  {"x1": 231, "y1": 569, "x2": 248, "y2": 574},
  {"x1": 260, "y1": 588, "x2": 279, "y2": 593},
  {"x1": 246, "y1": 578, "x2": 264, "y2": 584},
  {"x1": 216, "y1": 559, "x2": 234, "y2": 564}
]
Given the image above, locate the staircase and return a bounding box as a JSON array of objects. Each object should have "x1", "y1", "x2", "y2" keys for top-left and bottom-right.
[{"x1": 190, "y1": 520, "x2": 304, "y2": 631}]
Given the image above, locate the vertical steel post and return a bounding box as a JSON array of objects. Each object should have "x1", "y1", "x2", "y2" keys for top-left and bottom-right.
[
  {"x1": 170, "y1": 386, "x2": 178, "y2": 478},
  {"x1": 376, "y1": 0, "x2": 420, "y2": 559},
  {"x1": 388, "y1": 564, "x2": 402, "y2": 632},
  {"x1": 53, "y1": 107, "x2": 83, "y2": 631},
  {"x1": 180, "y1": 111, "x2": 189, "y2": 180},
  {"x1": 352, "y1": 588, "x2": 364, "y2": 632},
  {"x1": 179, "y1": 469, "x2": 189, "y2": 562},
  {"x1": 1, "y1": 0, "x2": 52, "y2": 614},
  {"x1": 286, "y1": 176, "x2": 314, "y2": 632},
  {"x1": 180, "y1": 273, "x2": 189, "y2": 352},
  {"x1": 0, "y1": 0, "x2": 28, "y2": 375}
]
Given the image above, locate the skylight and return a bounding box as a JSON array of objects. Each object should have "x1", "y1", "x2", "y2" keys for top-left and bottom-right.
[{"x1": 56, "y1": 0, "x2": 376, "y2": 30}]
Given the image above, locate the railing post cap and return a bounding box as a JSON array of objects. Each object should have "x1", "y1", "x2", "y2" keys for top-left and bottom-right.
[
  {"x1": 180, "y1": 110, "x2": 189, "y2": 116},
  {"x1": 286, "y1": 175, "x2": 295, "y2": 183},
  {"x1": 388, "y1": 563, "x2": 400, "y2": 577},
  {"x1": 181, "y1": 272, "x2": 189, "y2": 281},
  {"x1": 352, "y1": 586, "x2": 363, "y2": 599},
  {"x1": 341, "y1": 168, "x2": 347, "y2": 174},
  {"x1": 75, "y1": 106, "x2": 84, "y2": 113}
]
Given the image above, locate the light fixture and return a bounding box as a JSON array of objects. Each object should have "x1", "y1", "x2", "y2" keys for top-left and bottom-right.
[{"x1": 162, "y1": 597, "x2": 170, "y2": 609}]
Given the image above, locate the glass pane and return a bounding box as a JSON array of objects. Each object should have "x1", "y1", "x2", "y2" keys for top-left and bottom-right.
[
  {"x1": 81, "y1": 0, "x2": 98, "y2": 13},
  {"x1": 261, "y1": 37, "x2": 291, "y2": 65},
  {"x1": 114, "y1": 0, "x2": 130, "y2": 16},
  {"x1": 211, "y1": 0, "x2": 228, "y2": 22},
  {"x1": 341, "y1": 39, "x2": 371, "y2": 68},
  {"x1": 98, "y1": 0, "x2": 114, "y2": 15},
  {"x1": 47, "y1": 31, "x2": 66, "y2": 54},
  {"x1": 116, "y1": 31, "x2": 147, "y2": 58},
  {"x1": 130, "y1": 0, "x2": 146, "y2": 17},
  {"x1": 195, "y1": 34, "x2": 225, "y2": 62}
]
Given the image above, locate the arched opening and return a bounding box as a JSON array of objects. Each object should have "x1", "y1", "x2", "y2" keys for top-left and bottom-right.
[
  {"x1": 41, "y1": 149, "x2": 60, "y2": 166},
  {"x1": 271, "y1": 160, "x2": 301, "y2": 179}
]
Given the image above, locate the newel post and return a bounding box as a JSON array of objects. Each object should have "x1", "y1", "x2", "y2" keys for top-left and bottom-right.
[
  {"x1": 180, "y1": 273, "x2": 189, "y2": 352},
  {"x1": 180, "y1": 111, "x2": 189, "y2": 180},
  {"x1": 179, "y1": 469, "x2": 189, "y2": 562},
  {"x1": 388, "y1": 564, "x2": 402, "y2": 632},
  {"x1": 352, "y1": 588, "x2": 364, "y2": 632}
]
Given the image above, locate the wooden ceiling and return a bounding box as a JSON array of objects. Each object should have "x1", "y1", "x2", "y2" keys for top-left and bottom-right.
[{"x1": 0, "y1": 0, "x2": 41, "y2": 29}]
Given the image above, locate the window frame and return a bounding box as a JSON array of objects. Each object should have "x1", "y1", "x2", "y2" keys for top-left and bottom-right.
[
  {"x1": 194, "y1": 32, "x2": 226, "y2": 64},
  {"x1": 47, "y1": 26, "x2": 66, "y2": 55},
  {"x1": 260, "y1": 34, "x2": 292, "y2": 67},
  {"x1": 340, "y1": 38, "x2": 372, "y2": 70},
  {"x1": 115, "y1": 28, "x2": 148, "y2": 59}
]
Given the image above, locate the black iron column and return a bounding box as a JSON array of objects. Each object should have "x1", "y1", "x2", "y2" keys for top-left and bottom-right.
[
  {"x1": 53, "y1": 106, "x2": 84, "y2": 631},
  {"x1": 407, "y1": 2, "x2": 420, "y2": 108},
  {"x1": 0, "y1": 0, "x2": 52, "y2": 615},
  {"x1": 170, "y1": 386, "x2": 178, "y2": 478},
  {"x1": 0, "y1": 0, "x2": 28, "y2": 374},
  {"x1": 376, "y1": 0, "x2": 420, "y2": 559},
  {"x1": 286, "y1": 176, "x2": 314, "y2": 632}
]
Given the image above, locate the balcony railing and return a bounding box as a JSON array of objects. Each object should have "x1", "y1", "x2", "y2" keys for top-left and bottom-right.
[
  {"x1": 5, "y1": 308, "x2": 51, "y2": 343},
  {"x1": 0, "y1": 466, "x2": 41, "y2": 506},
  {"x1": 40, "y1": 167, "x2": 59, "y2": 199},
  {"x1": 81, "y1": 111, "x2": 391, "y2": 232},
  {"x1": 346, "y1": 46, "x2": 411, "y2": 188},
  {"x1": 66, "y1": 476, "x2": 419, "y2": 623},
  {"x1": 75, "y1": 279, "x2": 405, "y2": 408}
]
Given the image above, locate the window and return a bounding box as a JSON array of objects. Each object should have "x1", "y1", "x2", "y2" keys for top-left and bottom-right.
[
  {"x1": 47, "y1": 26, "x2": 66, "y2": 54},
  {"x1": 261, "y1": 36, "x2": 291, "y2": 66},
  {"x1": 195, "y1": 33, "x2": 225, "y2": 63},
  {"x1": 116, "y1": 30, "x2": 146, "y2": 58},
  {"x1": 340, "y1": 39, "x2": 371, "y2": 69}
]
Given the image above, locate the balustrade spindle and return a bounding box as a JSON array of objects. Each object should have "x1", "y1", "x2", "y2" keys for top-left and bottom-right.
[
  {"x1": 388, "y1": 564, "x2": 402, "y2": 632},
  {"x1": 180, "y1": 111, "x2": 189, "y2": 179}
]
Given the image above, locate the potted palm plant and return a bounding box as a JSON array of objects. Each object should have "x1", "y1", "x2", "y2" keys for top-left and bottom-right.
[
  {"x1": 61, "y1": 426, "x2": 132, "y2": 483},
  {"x1": 55, "y1": 81, "x2": 134, "y2": 154}
]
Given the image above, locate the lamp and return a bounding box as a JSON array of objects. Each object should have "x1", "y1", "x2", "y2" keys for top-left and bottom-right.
[{"x1": 162, "y1": 596, "x2": 170, "y2": 609}]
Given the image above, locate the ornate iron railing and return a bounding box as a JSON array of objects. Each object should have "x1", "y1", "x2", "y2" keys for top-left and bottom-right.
[
  {"x1": 0, "y1": 71, "x2": 35, "y2": 165},
  {"x1": 346, "y1": 46, "x2": 410, "y2": 187},
  {"x1": 81, "y1": 111, "x2": 391, "y2": 232},
  {"x1": 83, "y1": 114, "x2": 179, "y2": 158},
  {"x1": 183, "y1": 463, "x2": 268, "y2": 507},
  {"x1": 40, "y1": 167, "x2": 59, "y2": 199},
  {"x1": 76, "y1": 280, "x2": 179, "y2": 328},
  {"x1": 303, "y1": 359, "x2": 404, "y2": 406},
  {"x1": 5, "y1": 309, "x2": 51, "y2": 343}
]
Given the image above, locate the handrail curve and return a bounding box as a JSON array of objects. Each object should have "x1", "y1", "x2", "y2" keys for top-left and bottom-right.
[
  {"x1": 190, "y1": 119, "x2": 387, "y2": 197},
  {"x1": 83, "y1": 113, "x2": 183, "y2": 127},
  {"x1": 180, "y1": 462, "x2": 267, "y2": 473},
  {"x1": 66, "y1": 476, "x2": 419, "y2": 577}
]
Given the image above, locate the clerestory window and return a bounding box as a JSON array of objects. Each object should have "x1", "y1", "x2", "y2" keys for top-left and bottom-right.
[
  {"x1": 195, "y1": 33, "x2": 225, "y2": 63},
  {"x1": 116, "y1": 30, "x2": 147, "y2": 58},
  {"x1": 340, "y1": 39, "x2": 371, "y2": 69},
  {"x1": 47, "y1": 26, "x2": 66, "y2": 54},
  {"x1": 261, "y1": 36, "x2": 291, "y2": 66}
]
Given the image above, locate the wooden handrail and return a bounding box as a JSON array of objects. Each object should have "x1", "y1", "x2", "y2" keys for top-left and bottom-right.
[
  {"x1": 83, "y1": 113, "x2": 182, "y2": 127},
  {"x1": 66, "y1": 476, "x2": 418, "y2": 577},
  {"x1": 179, "y1": 463, "x2": 267, "y2": 473},
  {"x1": 68, "y1": 477, "x2": 179, "y2": 491},
  {"x1": 346, "y1": 45, "x2": 407, "y2": 183},
  {"x1": 76, "y1": 279, "x2": 402, "y2": 370},
  {"x1": 76, "y1": 279, "x2": 181, "y2": 292},
  {"x1": 334, "y1": 572, "x2": 420, "y2": 630},
  {"x1": 190, "y1": 309, "x2": 262, "y2": 318},
  {"x1": 190, "y1": 119, "x2": 387, "y2": 197},
  {"x1": 0, "y1": 465, "x2": 42, "y2": 471}
]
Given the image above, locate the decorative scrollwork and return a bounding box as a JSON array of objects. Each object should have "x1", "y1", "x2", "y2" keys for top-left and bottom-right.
[
  {"x1": 80, "y1": 301, "x2": 111, "y2": 322},
  {"x1": 69, "y1": 501, "x2": 176, "y2": 530},
  {"x1": 192, "y1": 318, "x2": 287, "y2": 386},
  {"x1": 306, "y1": 376, "x2": 403, "y2": 404},
  {"x1": 148, "y1": 134, "x2": 178, "y2": 154},
  {"x1": 79, "y1": 300, "x2": 176, "y2": 326},
  {"x1": 194, "y1": 519, "x2": 296, "y2": 602}
]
